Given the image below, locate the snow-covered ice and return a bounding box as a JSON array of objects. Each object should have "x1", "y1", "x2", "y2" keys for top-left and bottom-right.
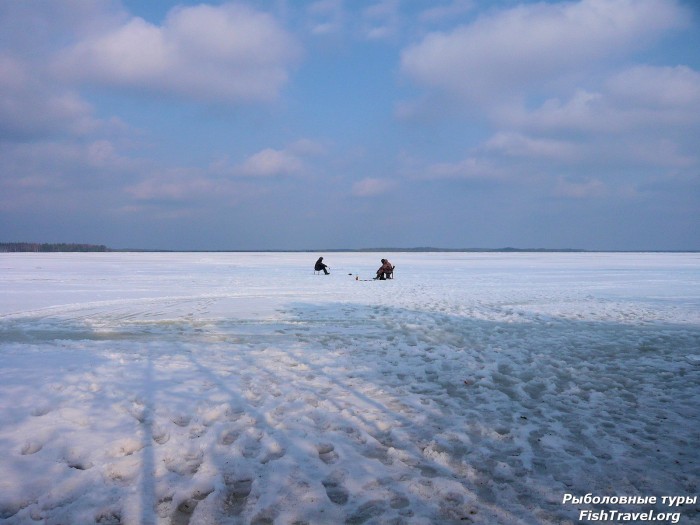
[{"x1": 0, "y1": 252, "x2": 698, "y2": 524}]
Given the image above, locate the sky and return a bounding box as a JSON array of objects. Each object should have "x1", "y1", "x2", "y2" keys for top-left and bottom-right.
[{"x1": 1, "y1": 0, "x2": 699, "y2": 251}]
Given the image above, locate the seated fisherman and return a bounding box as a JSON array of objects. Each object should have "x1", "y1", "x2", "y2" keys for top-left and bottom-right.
[
  {"x1": 375, "y1": 258, "x2": 394, "y2": 280},
  {"x1": 314, "y1": 256, "x2": 330, "y2": 275}
]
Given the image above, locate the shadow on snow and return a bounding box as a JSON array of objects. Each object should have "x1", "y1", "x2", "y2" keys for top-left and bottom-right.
[{"x1": 0, "y1": 301, "x2": 699, "y2": 524}]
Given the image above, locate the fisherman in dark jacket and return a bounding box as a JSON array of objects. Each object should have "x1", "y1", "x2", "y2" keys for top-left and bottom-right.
[
  {"x1": 375, "y1": 258, "x2": 394, "y2": 280},
  {"x1": 314, "y1": 257, "x2": 330, "y2": 275}
]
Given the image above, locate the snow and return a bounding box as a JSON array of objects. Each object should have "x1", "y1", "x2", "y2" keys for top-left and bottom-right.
[{"x1": 0, "y1": 252, "x2": 698, "y2": 525}]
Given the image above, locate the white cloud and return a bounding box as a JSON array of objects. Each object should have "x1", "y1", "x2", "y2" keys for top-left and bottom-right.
[
  {"x1": 286, "y1": 138, "x2": 327, "y2": 156},
  {"x1": 398, "y1": 0, "x2": 698, "y2": 200},
  {"x1": 481, "y1": 132, "x2": 581, "y2": 162},
  {"x1": 54, "y1": 3, "x2": 301, "y2": 103},
  {"x1": 307, "y1": 0, "x2": 344, "y2": 35},
  {"x1": 240, "y1": 148, "x2": 304, "y2": 177},
  {"x1": 507, "y1": 89, "x2": 607, "y2": 132},
  {"x1": 0, "y1": 138, "x2": 139, "y2": 212},
  {"x1": 553, "y1": 177, "x2": 607, "y2": 199},
  {"x1": 126, "y1": 168, "x2": 215, "y2": 202},
  {"x1": 418, "y1": 0, "x2": 475, "y2": 25},
  {"x1": 352, "y1": 177, "x2": 396, "y2": 196},
  {"x1": 362, "y1": 0, "x2": 400, "y2": 40},
  {"x1": 507, "y1": 65, "x2": 700, "y2": 135},
  {"x1": 421, "y1": 157, "x2": 507, "y2": 181},
  {"x1": 606, "y1": 65, "x2": 700, "y2": 112},
  {"x1": 401, "y1": 0, "x2": 687, "y2": 104},
  {"x1": 229, "y1": 139, "x2": 325, "y2": 178},
  {"x1": 0, "y1": 139, "x2": 133, "y2": 181},
  {"x1": 123, "y1": 139, "x2": 326, "y2": 207},
  {"x1": 617, "y1": 138, "x2": 697, "y2": 169},
  {"x1": 0, "y1": 53, "x2": 99, "y2": 140},
  {"x1": 0, "y1": 1, "x2": 126, "y2": 53}
]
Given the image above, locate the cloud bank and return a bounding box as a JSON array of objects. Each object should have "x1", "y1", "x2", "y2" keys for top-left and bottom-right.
[
  {"x1": 55, "y1": 3, "x2": 301, "y2": 103},
  {"x1": 0, "y1": 0, "x2": 698, "y2": 250},
  {"x1": 401, "y1": 0, "x2": 688, "y2": 105}
]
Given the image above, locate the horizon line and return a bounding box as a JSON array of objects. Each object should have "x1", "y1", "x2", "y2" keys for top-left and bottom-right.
[{"x1": 1, "y1": 242, "x2": 699, "y2": 253}]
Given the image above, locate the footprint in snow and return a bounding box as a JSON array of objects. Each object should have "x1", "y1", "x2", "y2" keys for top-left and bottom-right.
[
  {"x1": 317, "y1": 442, "x2": 338, "y2": 464},
  {"x1": 63, "y1": 446, "x2": 93, "y2": 470},
  {"x1": 260, "y1": 440, "x2": 286, "y2": 464},
  {"x1": 164, "y1": 449, "x2": 203, "y2": 476},
  {"x1": 94, "y1": 509, "x2": 122, "y2": 524},
  {"x1": 390, "y1": 494, "x2": 410, "y2": 509},
  {"x1": 170, "y1": 488, "x2": 214, "y2": 525},
  {"x1": 241, "y1": 440, "x2": 261, "y2": 459},
  {"x1": 171, "y1": 414, "x2": 191, "y2": 427},
  {"x1": 223, "y1": 476, "x2": 253, "y2": 516},
  {"x1": 362, "y1": 444, "x2": 392, "y2": 465},
  {"x1": 110, "y1": 437, "x2": 144, "y2": 457},
  {"x1": 219, "y1": 428, "x2": 239, "y2": 446},
  {"x1": 345, "y1": 500, "x2": 385, "y2": 524},
  {"x1": 189, "y1": 423, "x2": 207, "y2": 439},
  {"x1": 240, "y1": 429, "x2": 264, "y2": 458},
  {"x1": 21, "y1": 441, "x2": 43, "y2": 455},
  {"x1": 127, "y1": 401, "x2": 147, "y2": 423},
  {"x1": 322, "y1": 476, "x2": 349, "y2": 506},
  {"x1": 152, "y1": 424, "x2": 170, "y2": 445}
]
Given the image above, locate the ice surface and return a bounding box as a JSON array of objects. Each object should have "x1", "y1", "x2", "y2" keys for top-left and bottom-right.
[{"x1": 0, "y1": 252, "x2": 698, "y2": 524}]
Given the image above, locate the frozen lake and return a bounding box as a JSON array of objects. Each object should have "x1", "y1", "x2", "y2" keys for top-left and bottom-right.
[{"x1": 1, "y1": 252, "x2": 699, "y2": 524}]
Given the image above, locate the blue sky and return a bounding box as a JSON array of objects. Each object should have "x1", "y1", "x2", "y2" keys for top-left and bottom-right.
[{"x1": 1, "y1": 0, "x2": 698, "y2": 250}]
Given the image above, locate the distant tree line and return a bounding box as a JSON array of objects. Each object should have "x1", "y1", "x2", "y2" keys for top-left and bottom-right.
[{"x1": 0, "y1": 243, "x2": 109, "y2": 252}]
